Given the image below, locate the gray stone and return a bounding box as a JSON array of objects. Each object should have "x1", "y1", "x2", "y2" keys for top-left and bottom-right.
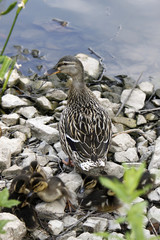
[
  {"x1": 145, "y1": 113, "x2": 158, "y2": 121},
  {"x1": 108, "y1": 232, "x2": 124, "y2": 240},
  {"x1": 57, "y1": 150, "x2": 68, "y2": 161},
  {"x1": 10, "y1": 125, "x2": 31, "y2": 138},
  {"x1": 26, "y1": 116, "x2": 59, "y2": 144},
  {"x1": 1, "y1": 113, "x2": 19, "y2": 126},
  {"x1": 17, "y1": 106, "x2": 38, "y2": 118},
  {"x1": 145, "y1": 130, "x2": 157, "y2": 142},
  {"x1": 124, "y1": 107, "x2": 135, "y2": 118},
  {"x1": 77, "y1": 232, "x2": 102, "y2": 240},
  {"x1": 114, "y1": 147, "x2": 139, "y2": 163},
  {"x1": 63, "y1": 216, "x2": 78, "y2": 227},
  {"x1": 138, "y1": 81, "x2": 154, "y2": 95},
  {"x1": 83, "y1": 217, "x2": 108, "y2": 233},
  {"x1": 0, "y1": 213, "x2": 26, "y2": 240},
  {"x1": 104, "y1": 161, "x2": 124, "y2": 178},
  {"x1": 148, "y1": 206, "x2": 160, "y2": 223},
  {"x1": 93, "y1": 90, "x2": 101, "y2": 99},
  {"x1": 59, "y1": 231, "x2": 76, "y2": 240},
  {"x1": 32, "y1": 229, "x2": 50, "y2": 240},
  {"x1": 12, "y1": 131, "x2": 27, "y2": 142},
  {"x1": 54, "y1": 141, "x2": 62, "y2": 153},
  {"x1": 21, "y1": 149, "x2": 36, "y2": 167},
  {"x1": 59, "y1": 172, "x2": 83, "y2": 192},
  {"x1": 46, "y1": 89, "x2": 67, "y2": 101},
  {"x1": 108, "y1": 219, "x2": 121, "y2": 231},
  {"x1": 48, "y1": 220, "x2": 64, "y2": 235},
  {"x1": 35, "y1": 198, "x2": 66, "y2": 218},
  {"x1": 2, "y1": 164, "x2": 22, "y2": 178},
  {"x1": 112, "y1": 116, "x2": 136, "y2": 128},
  {"x1": 152, "y1": 99, "x2": 160, "y2": 106},
  {"x1": 99, "y1": 98, "x2": 120, "y2": 115},
  {"x1": 0, "y1": 147, "x2": 11, "y2": 171},
  {"x1": 110, "y1": 133, "x2": 136, "y2": 152},
  {"x1": 137, "y1": 114, "x2": 147, "y2": 125},
  {"x1": 2, "y1": 94, "x2": 29, "y2": 108},
  {"x1": 120, "y1": 88, "x2": 146, "y2": 110},
  {"x1": 155, "y1": 89, "x2": 160, "y2": 98},
  {"x1": 0, "y1": 181, "x2": 6, "y2": 190},
  {"x1": 36, "y1": 96, "x2": 54, "y2": 110},
  {"x1": 148, "y1": 187, "x2": 160, "y2": 202},
  {"x1": 7, "y1": 69, "x2": 20, "y2": 87},
  {"x1": 149, "y1": 169, "x2": 160, "y2": 185},
  {"x1": 148, "y1": 136, "x2": 160, "y2": 169},
  {"x1": 0, "y1": 136, "x2": 24, "y2": 155}
]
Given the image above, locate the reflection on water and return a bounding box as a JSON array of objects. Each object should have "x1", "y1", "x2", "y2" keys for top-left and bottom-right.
[{"x1": 0, "y1": 0, "x2": 160, "y2": 87}]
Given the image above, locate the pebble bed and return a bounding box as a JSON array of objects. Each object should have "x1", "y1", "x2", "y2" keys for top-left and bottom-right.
[{"x1": 0, "y1": 53, "x2": 160, "y2": 240}]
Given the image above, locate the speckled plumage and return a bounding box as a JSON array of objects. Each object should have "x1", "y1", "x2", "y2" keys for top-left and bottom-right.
[{"x1": 49, "y1": 56, "x2": 112, "y2": 175}]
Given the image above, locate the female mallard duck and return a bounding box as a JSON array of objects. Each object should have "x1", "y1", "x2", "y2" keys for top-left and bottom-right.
[
  {"x1": 8, "y1": 175, "x2": 39, "y2": 231},
  {"x1": 30, "y1": 172, "x2": 70, "y2": 203},
  {"x1": 46, "y1": 55, "x2": 112, "y2": 175}
]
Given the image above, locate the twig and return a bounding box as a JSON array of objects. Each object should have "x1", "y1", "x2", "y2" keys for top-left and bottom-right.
[
  {"x1": 56, "y1": 210, "x2": 95, "y2": 239},
  {"x1": 112, "y1": 128, "x2": 153, "y2": 143},
  {"x1": 116, "y1": 72, "x2": 143, "y2": 116},
  {"x1": 138, "y1": 107, "x2": 160, "y2": 114},
  {"x1": 148, "y1": 219, "x2": 159, "y2": 237}
]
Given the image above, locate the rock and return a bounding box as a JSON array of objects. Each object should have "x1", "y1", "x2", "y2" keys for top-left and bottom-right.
[
  {"x1": 93, "y1": 90, "x2": 101, "y2": 99},
  {"x1": 59, "y1": 172, "x2": 83, "y2": 192},
  {"x1": 148, "y1": 187, "x2": 160, "y2": 202},
  {"x1": 1, "y1": 113, "x2": 19, "y2": 126},
  {"x1": 46, "y1": 89, "x2": 67, "y2": 101},
  {"x1": 137, "y1": 114, "x2": 147, "y2": 125},
  {"x1": 0, "y1": 136, "x2": 24, "y2": 155},
  {"x1": 0, "y1": 180, "x2": 6, "y2": 190},
  {"x1": 77, "y1": 232, "x2": 102, "y2": 240},
  {"x1": 152, "y1": 99, "x2": 160, "y2": 106},
  {"x1": 148, "y1": 206, "x2": 160, "y2": 223},
  {"x1": 102, "y1": 91, "x2": 120, "y2": 104},
  {"x1": 35, "y1": 198, "x2": 66, "y2": 218},
  {"x1": 99, "y1": 98, "x2": 120, "y2": 114},
  {"x1": 32, "y1": 229, "x2": 50, "y2": 240},
  {"x1": 36, "y1": 96, "x2": 54, "y2": 110},
  {"x1": 17, "y1": 106, "x2": 38, "y2": 119},
  {"x1": 63, "y1": 216, "x2": 78, "y2": 227},
  {"x1": 108, "y1": 219, "x2": 121, "y2": 231},
  {"x1": 83, "y1": 217, "x2": 108, "y2": 233},
  {"x1": 148, "y1": 136, "x2": 160, "y2": 169},
  {"x1": 76, "y1": 53, "x2": 102, "y2": 79},
  {"x1": 124, "y1": 107, "x2": 135, "y2": 118},
  {"x1": 48, "y1": 219, "x2": 64, "y2": 235},
  {"x1": 112, "y1": 116, "x2": 136, "y2": 128},
  {"x1": 26, "y1": 116, "x2": 59, "y2": 144},
  {"x1": 108, "y1": 232, "x2": 124, "y2": 240},
  {"x1": 145, "y1": 130, "x2": 157, "y2": 142},
  {"x1": 138, "y1": 81, "x2": 154, "y2": 95},
  {"x1": 1, "y1": 94, "x2": 29, "y2": 108},
  {"x1": 0, "y1": 148, "x2": 11, "y2": 171},
  {"x1": 145, "y1": 113, "x2": 158, "y2": 121},
  {"x1": 59, "y1": 231, "x2": 76, "y2": 240},
  {"x1": 54, "y1": 141, "x2": 62, "y2": 153},
  {"x1": 0, "y1": 213, "x2": 26, "y2": 240},
  {"x1": 57, "y1": 149, "x2": 69, "y2": 161},
  {"x1": 13, "y1": 131, "x2": 27, "y2": 142},
  {"x1": 149, "y1": 169, "x2": 160, "y2": 185},
  {"x1": 120, "y1": 88, "x2": 146, "y2": 110},
  {"x1": 9, "y1": 125, "x2": 31, "y2": 139},
  {"x1": 2, "y1": 164, "x2": 22, "y2": 178},
  {"x1": 7, "y1": 69, "x2": 20, "y2": 87},
  {"x1": 21, "y1": 149, "x2": 36, "y2": 167},
  {"x1": 155, "y1": 89, "x2": 160, "y2": 98},
  {"x1": 114, "y1": 147, "x2": 139, "y2": 163},
  {"x1": 110, "y1": 133, "x2": 136, "y2": 152},
  {"x1": 104, "y1": 161, "x2": 124, "y2": 178}
]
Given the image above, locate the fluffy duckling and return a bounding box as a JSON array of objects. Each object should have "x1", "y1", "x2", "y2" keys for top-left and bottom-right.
[
  {"x1": 30, "y1": 172, "x2": 69, "y2": 203},
  {"x1": 22, "y1": 160, "x2": 47, "y2": 179},
  {"x1": 46, "y1": 56, "x2": 112, "y2": 176},
  {"x1": 8, "y1": 175, "x2": 39, "y2": 231}
]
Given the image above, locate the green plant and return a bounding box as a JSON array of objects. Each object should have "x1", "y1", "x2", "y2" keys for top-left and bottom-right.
[
  {"x1": 0, "y1": 188, "x2": 19, "y2": 234},
  {"x1": 97, "y1": 164, "x2": 159, "y2": 240}
]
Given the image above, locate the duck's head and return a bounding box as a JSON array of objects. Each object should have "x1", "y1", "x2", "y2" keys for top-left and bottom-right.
[
  {"x1": 46, "y1": 55, "x2": 84, "y2": 79},
  {"x1": 30, "y1": 173, "x2": 48, "y2": 193},
  {"x1": 29, "y1": 161, "x2": 41, "y2": 174},
  {"x1": 10, "y1": 175, "x2": 30, "y2": 195}
]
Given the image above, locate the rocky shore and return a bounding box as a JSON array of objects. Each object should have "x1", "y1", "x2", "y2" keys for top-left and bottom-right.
[{"x1": 0, "y1": 53, "x2": 160, "y2": 240}]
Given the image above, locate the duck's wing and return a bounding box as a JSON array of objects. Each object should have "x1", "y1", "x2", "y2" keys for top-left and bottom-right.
[{"x1": 59, "y1": 107, "x2": 112, "y2": 164}]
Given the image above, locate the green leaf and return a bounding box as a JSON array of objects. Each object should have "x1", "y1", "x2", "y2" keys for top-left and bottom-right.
[
  {"x1": 0, "y1": 2, "x2": 17, "y2": 16},
  {"x1": 0, "y1": 220, "x2": 10, "y2": 234},
  {"x1": 0, "y1": 188, "x2": 20, "y2": 208},
  {"x1": 0, "y1": 56, "x2": 13, "y2": 80}
]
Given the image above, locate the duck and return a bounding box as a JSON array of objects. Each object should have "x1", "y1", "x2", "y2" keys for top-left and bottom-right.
[
  {"x1": 8, "y1": 175, "x2": 39, "y2": 231},
  {"x1": 22, "y1": 160, "x2": 47, "y2": 179},
  {"x1": 30, "y1": 172, "x2": 70, "y2": 203},
  {"x1": 46, "y1": 55, "x2": 112, "y2": 175}
]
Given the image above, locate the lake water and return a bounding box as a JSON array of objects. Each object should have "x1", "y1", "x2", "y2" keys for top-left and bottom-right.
[{"x1": 1, "y1": 0, "x2": 160, "y2": 87}]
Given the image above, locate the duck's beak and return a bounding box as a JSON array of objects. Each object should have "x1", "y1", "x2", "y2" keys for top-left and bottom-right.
[{"x1": 45, "y1": 67, "x2": 60, "y2": 76}]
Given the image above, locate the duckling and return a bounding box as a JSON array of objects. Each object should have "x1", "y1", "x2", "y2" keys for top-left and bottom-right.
[
  {"x1": 30, "y1": 172, "x2": 70, "y2": 203},
  {"x1": 22, "y1": 160, "x2": 47, "y2": 179},
  {"x1": 46, "y1": 56, "x2": 112, "y2": 176},
  {"x1": 8, "y1": 175, "x2": 39, "y2": 231}
]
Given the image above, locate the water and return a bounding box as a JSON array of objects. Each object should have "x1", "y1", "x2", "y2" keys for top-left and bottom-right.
[{"x1": 0, "y1": 0, "x2": 160, "y2": 87}]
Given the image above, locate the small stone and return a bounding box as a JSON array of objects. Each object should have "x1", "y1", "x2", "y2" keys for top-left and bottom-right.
[
  {"x1": 124, "y1": 107, "x2": 135, "y2": 118},
  {"x1": 108, "y1": 219, "x2": 121, "y2": 231},
  {"x1": 36, "y1": 96, "x2": 54, "y2": 110},
  {"x1": 48, "y1": 220, "x2": 64, "y2": 235},
  {"x1": 31, "y1": 49, "x2": 40, "y2": 58},
  {"x1": 0, "y1": 213, "x2": 26, "y2": 240},
  {"x1": 145, "y1": 130, "x2": 157, "y2": 142},
  {"x1": 54, "y1": 141, "x2": 62, "y2": 153},
  {"x1": 114, "y1": 147, "x2": 139, "y2": 163},
  {"x1": 104, "y1": 161, "x2": 124, "y2": 178},
  {"x1": 17, "y1": 106, "x2": 38, "y2": 119},
  {"x1": 59, "y1": 231, "x2": 76, "y2": 240},
  {"x1": 46, "y1": 89, "x2": 67, "y2": 101},
  {"x1": 0, "y1": 147, "x2": 11, "y2": 171},
  {"x1": 149, "y1": 169, "x2": 160, "y2": 185},
  {"x1": 32, "y1": 228, "x2": 50, "y2": 240},
  {"x1": 1, "y1": 113, "x2": 19, "y2": 126},
  {"x1": 7, "y1": 69, "x2": 20, "y2": 87},
  {"x1": 93, "y1": 90, "x2": 101, "y2": 99},
  {"x1": 2, "y1": 94, "x2": 29, "y2": 108},
  {"x1": 112, "y1": 116, "x2": 136, "y2": 128},
  {"x1": 110, "y1": 133, "x2": 136, "y2": 152},
  {"x1": 26, "y1": 116, "x2": 59, "y2": 144},
  {"x1": 77, "y1": 232, "x2": 102, "y2": 240},
  {"x1": 99, "y1": 98, "x2": 120, "y2": 114},
  {"x1": 121, "y1": 88, "x2": 146, "y2": 110},
  {"x1": 59, "y1": 172, "x2": 83, "y2": 192},
  {"x1": 63, "y1": 216, "x2": 78, "y2": 227},
  {"x1": 0, "y1": 136, "x2": 24, "y2": 155},
  {"x1": 155, "y1": 89, "x2": 160, "y2": 98},
  {"x1": 2, "y1": 164, "x2": 22, "y2": 179},
  {"x1": 102, "y1": 91, "x2": 120, "y2": 104},
  {"x1": 0, "y1": 180, "x2": 6, "y2": 190},
  {"x1": 152, "y1": 99, "x2": 160, "y2": 107},
  {"x1": 83, "y1": 217, "x2": 108, "y2": 233},
  {"x1": 137, "y1": 114, "x2": 147, "y2": 125},
  {"x1": 148, "y1": 136, "x2": 160, "y2": 169},
  {"x1": 13, "y1": 131, "x2": 27, "y2": 142},
  {"x1": 57, "y1": 149, "x2": 68, "y2": 161},
  {"x1": 138, "y1": 81, "x2": 154, "y2": 95},
  {"x1": 148, "y1": 187, "x2": 160, "y2": 202},
  {"x1": 145, "y1": 113, "x2": 158, "y2": 121},
  {"x1": 148, "y1": 206, "x2": 160, "y2": 223},
  {"x1": 108, "y1": 232, "x2": 124, "y2": 240}
]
